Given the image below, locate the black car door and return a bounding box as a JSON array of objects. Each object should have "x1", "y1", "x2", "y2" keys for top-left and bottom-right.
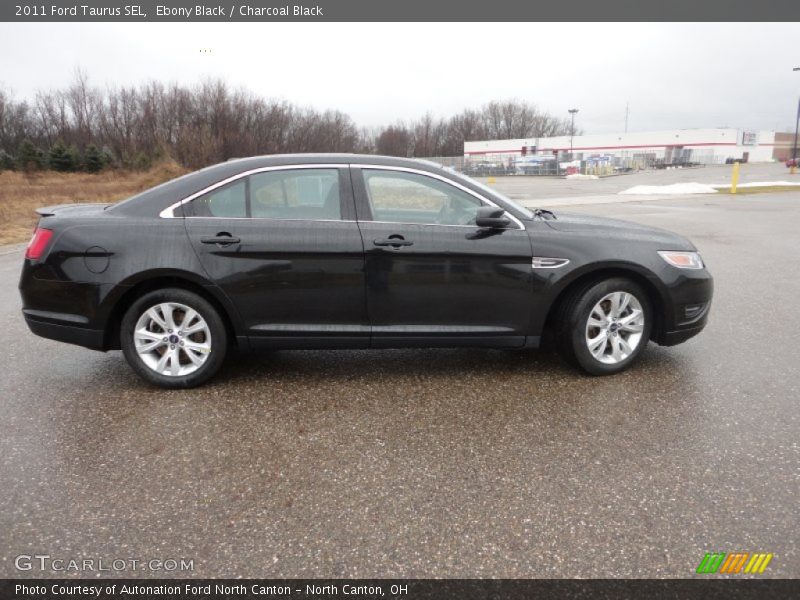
[
  {"x1": 183, "y1": 165, "x2": 368, "y2": 348},
  {"x1": 351, "y1": 165, "x2": 533, "y2": 348}
]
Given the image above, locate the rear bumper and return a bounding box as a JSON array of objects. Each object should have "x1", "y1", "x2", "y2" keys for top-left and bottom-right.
[
  {"x1": 23, "y1": 312, "x2": 105, "y2": 351},
  {"x1": 19, "y1": 263, "x2": 112, "y2": 351}
]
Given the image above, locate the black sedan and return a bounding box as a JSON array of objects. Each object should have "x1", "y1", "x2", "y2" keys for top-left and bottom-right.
[{"x1": 19, "y1": 154, "x2": 713, "y2": 388}]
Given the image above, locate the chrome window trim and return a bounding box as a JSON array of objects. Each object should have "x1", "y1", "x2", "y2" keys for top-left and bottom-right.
[
  {"x1": 159, "y1": 162, "x2": 527, "y2": 231},
  {"x1": 158, "y1": 164, "x2": 348, "y2": 219},
  {"x1": 181, "y1": 217, "x2": 357, "y2": 223},
  {"x1": 352, "y1": 164, "x2": 525, "y2": 230},
  {"x1": 366, "y1": 220, "x2": 522, "y2": 230}
]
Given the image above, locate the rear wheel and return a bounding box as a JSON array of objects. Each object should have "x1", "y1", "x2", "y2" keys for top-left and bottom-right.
[
  {"x1": 120, "y1": 288, "x2": 227, "y2": 388},
  {"x1": 557, "y1": 278, "x2": 652, "y2": 375}
]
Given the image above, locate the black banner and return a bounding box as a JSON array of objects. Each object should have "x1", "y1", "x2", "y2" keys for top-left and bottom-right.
[
  {"x1": 3, "y1": 579, "x2": 800, "y2": 600},
  {"x1": 2, "y1": 0, "x2": 800, "y2": 22}
]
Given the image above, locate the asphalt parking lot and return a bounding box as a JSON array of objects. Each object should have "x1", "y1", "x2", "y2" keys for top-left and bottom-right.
[
  {"x1": 1, "y1": 179, "x2": 798, "y2": 578},
  {"x1": 486, "y1": 162, "x2": 794, "y2": 201}
]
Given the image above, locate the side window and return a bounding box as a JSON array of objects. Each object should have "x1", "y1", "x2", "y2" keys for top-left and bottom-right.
[
  {"x1": 186, "y1": 168, "x2": 342, "y2": 220},
  {"x1": 187, "y1": 180, "x2": 246, "y2": 217},
  {"x1": 362, "y1": 170, "x2": 482, "y2": 226},
  {"x1": 250, "y1": 169, "x2": 341, "y2": 220}
]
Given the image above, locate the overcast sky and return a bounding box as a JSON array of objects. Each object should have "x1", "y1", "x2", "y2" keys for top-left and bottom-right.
[{"x1": 1, "y1": 22, "x2": 799, "y2": 134}]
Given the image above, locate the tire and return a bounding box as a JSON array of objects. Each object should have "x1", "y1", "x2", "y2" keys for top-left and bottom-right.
[
  {"x1": 556, "y1": 277, "x2": 652, "y2": 375},
  {"x1": 120, "y1": 287, "x2": 227, "y2": 388}
]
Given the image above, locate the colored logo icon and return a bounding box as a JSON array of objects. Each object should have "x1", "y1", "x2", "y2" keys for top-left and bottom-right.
[{"x1": 696, "y1": 552, "x2": 773, "y2": 574}]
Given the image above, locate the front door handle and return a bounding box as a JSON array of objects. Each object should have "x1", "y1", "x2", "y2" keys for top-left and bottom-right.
[
  {"x1": 373, "y1": 237, "x2": 413, "y2": 247},
  {"x1": 201, "y1": 233, "x2": 241, "y2": 246}
]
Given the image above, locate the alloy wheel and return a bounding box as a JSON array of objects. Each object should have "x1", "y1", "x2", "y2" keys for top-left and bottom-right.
[
  {"x1": 585, "y1": 291, "x2": 645, "y2": 364},
  {"x1": 133, "y1": 302, "x2": 212, "y2": 376}
]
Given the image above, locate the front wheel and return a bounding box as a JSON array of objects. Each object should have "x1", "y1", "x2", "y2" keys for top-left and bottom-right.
[
  {"x1": 557, "y1": 278, "x2": 652, "y2": 375},
  {"x1": 120, "y1": 288, "x2": 227, "y2": 388}
]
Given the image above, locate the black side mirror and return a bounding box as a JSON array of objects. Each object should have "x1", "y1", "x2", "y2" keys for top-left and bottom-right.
[{"x1": 475, "y1": 206, "x2": 511, "y2": 228}]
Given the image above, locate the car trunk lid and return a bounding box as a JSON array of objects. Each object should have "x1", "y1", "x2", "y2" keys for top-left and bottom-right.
[{"x1": 35, "y1": 203, "x2": 111, "y2": 218}]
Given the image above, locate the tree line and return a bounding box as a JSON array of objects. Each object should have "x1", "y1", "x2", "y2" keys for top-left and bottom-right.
[{"x1": 0, "y1": 72, "x2": 576, "y2": 172}]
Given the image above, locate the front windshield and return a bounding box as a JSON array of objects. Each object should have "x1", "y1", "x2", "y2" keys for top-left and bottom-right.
[{"x1": 447, "y1": 169, "x2": 534, "y2": 219}]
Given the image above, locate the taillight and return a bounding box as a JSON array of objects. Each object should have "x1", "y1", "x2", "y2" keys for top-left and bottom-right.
[{"x1": 25, "y1": 227, "x2": 53, "y2": 260}]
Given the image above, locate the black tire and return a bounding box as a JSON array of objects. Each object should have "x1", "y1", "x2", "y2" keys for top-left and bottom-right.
[
  {"x1": 556, "y1": 277, "x2": 653, "y2": 375},
  {"x1": 120, "y1": 288, "x2": 227, "y2": 388}
]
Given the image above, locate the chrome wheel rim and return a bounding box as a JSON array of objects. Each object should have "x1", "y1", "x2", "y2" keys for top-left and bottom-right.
[
  {"x1": 133, "y1": 302, "x2": 211, "y2": 377},
  {"x1": 585, "y1": 291, "x2": 645, "y2": 365}
]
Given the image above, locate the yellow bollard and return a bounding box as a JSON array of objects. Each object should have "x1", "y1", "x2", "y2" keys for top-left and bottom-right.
[
  {"x1": 487, "y1": 176, "x2": 496, "y2": 185},
  {"x1": 730, "y1": 161, "x2": 740, "y2": 194}
]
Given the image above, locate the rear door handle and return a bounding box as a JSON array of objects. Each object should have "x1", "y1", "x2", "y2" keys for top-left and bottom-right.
[
  {"x1": 201, "y1": 234, "x2": 240, "y2": 246},
  {"x1": 373, "y1": 237, "x2": 413, "y2": 247}
]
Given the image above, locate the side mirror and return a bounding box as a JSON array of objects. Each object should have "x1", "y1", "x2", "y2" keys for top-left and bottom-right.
[{"x1": 475, "y1": 206, "x2": 511, "y2": 228}]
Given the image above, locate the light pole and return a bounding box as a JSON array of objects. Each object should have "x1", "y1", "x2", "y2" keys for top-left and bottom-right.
[
  {"x1": 793, "y1": 68, "x2": 800, "y2": 168},
  {"x1": 568, "y1": 108, "x2": 579, "y2": 155}
]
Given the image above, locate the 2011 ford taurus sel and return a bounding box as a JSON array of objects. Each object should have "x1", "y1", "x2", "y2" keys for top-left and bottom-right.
[{"x1": 19, "y1": 154, "x2": 712, "y2": 387}]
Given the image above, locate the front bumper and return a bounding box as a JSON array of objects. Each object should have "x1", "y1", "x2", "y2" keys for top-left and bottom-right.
[
  {"x1": 652, "y1": 268, "x2": 713, "y2": 346},
  {"x1": 660, "y1": 322, "x2": 707, "y2": 346}
]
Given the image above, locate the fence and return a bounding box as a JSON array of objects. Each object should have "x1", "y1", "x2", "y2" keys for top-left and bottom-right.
[
  {"x1": 416, "y1": 156, "x2": 466, "y2": 171},
  {"x1": 424, "y1": 147, "x2": 722, "y2": 178}
]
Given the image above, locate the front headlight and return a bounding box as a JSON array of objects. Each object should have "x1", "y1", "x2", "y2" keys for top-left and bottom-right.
[{"x1": 657, "y1": 250, "x2": 704, "y2": 269}]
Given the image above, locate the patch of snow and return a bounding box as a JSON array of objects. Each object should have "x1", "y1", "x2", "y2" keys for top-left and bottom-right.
[
  {"x1": 565, "y1": 173, "x2": 599, "y2": 180},
  {"x1": 710, "y1": 181, "x2": 800, "y2": 189},
  {"x1": 618, "y1": 183, "x2": 719, "y2": 195}
]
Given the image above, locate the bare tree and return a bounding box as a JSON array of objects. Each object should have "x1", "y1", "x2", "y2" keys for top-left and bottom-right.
[
  {"x1": 376, "y1": 124, "x2": 413, "y2": 157},
  {"x1": 0, "y1": 74, "x2": 576, "y2": 169}
]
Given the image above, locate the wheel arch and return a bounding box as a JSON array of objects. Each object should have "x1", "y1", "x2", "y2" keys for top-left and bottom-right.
[
  {"x1": 101, "y1": 270, "x2": 242, "y2": 351},
  {"x1": 541, "y1": 264, "x2": 668, "y2": 344}
]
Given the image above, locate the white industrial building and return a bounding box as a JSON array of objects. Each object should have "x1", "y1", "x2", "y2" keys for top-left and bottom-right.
[{"x1": 464, "y1": 129, "x2": 784, "y2": 171}]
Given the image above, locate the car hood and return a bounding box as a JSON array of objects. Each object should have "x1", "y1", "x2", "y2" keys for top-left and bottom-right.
[{"x1": 542, "y1": 212, "x2": 696, "y2": 250}]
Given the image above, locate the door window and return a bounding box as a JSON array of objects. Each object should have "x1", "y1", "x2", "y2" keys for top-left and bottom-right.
[
  {"x1": 187, "y1": 179, "x2": 247, "y2": 217},
  {"x1": 362, "y1": 169, "x2": 482, "y2": 226},
  {"x1": 186, "y1": 168, "x2": 341, "y2": 220},
  {"x1": 250, "y1": 169, "x2": 340, "y2": 220}
]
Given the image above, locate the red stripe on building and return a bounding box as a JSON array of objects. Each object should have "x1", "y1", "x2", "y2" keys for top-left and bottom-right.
[{"x1": 465, "y1": 142, "x2": 740, "y2": 155}]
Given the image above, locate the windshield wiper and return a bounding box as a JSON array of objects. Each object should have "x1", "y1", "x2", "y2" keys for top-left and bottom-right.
[{"x1": 533, "y1": 208, "x2": 557, "y2": 220}]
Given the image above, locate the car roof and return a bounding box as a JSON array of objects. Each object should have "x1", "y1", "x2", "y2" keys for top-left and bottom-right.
[
  {"x1": 111, "y1": 154, "x2": 446, "y2": 216},
  {"x1": 225, "y1": 153, "x2": 442, "y2": 169}
]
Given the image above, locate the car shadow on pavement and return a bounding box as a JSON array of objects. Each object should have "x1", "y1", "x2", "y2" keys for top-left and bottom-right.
[{"x1": 205, "y1": 343, "x2": 691, "y2": 393}]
